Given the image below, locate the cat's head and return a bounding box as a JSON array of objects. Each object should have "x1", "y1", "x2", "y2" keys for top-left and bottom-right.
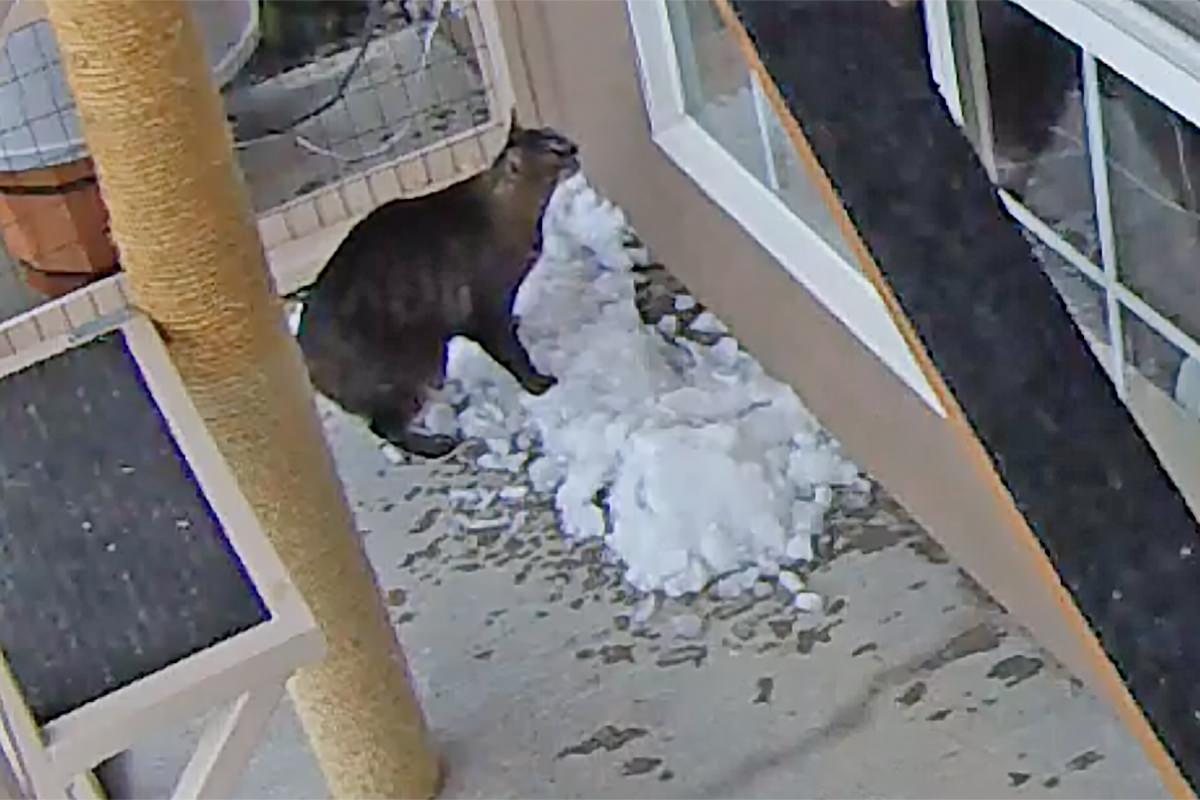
[{"x1": 492, "y1": 110, "x2": 580, "y2": 192}]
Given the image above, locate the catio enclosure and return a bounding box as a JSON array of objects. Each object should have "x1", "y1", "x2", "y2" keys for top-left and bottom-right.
[{"x1": 0, "y1": 0, "x2": 514, "y2": 333}]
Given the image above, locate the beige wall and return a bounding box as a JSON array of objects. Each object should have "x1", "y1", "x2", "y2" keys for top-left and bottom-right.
[{"x1": 494, "y1": 0, "x2": 1123, "y2": 694}]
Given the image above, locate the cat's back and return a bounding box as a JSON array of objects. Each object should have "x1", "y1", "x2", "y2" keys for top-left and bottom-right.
[{"x1": 329, "y1": 179, "x2": 493, "y2": 276}]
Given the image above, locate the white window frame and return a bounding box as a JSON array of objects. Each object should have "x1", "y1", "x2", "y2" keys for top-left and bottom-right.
[
  {"x1": 923, "y1": 0, "x2": 1200, "y2": 512},
  {"x1": 924, "y1": 0, "x2": 1200, "y2": 398},
  {"x1": 625, "y1": 0, "x2": 946, "y2": 417}
]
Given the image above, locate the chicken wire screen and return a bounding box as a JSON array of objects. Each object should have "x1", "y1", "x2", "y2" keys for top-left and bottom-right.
[
  {"x1": 0, "y1": 0, "x2": 509, "y2": 327},
  {"x1": 0, "y1": 328, "x2": 267, "y2": 725},
  {"x1": 228, "y1": 0, "x2": 499, "y2": 214}
]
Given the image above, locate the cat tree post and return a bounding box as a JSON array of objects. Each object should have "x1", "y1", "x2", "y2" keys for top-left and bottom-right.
[{"x1": 44, "y1": 3, "x2": 440, "y2": 797}]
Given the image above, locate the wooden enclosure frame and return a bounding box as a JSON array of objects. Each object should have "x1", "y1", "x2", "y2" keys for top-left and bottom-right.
[
  {"x1": 258, "y1": 0, "x2": 518, "y2": 297},
  {"x1": 0, "y1": 277, "x2": 324, "y2": 799}
]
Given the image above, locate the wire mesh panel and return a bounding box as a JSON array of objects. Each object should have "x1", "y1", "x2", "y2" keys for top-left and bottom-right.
[
  {"x1": 0, "y1": 0, "x2": 515, "y2": 321},
  {"x1": 227, "y1": 0, "x2": 514, "y2": 290}
]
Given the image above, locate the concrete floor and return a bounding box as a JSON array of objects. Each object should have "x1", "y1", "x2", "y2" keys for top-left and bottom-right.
[{"x1": 114, "y1": 381, "x2": 1168, "y2": 799}]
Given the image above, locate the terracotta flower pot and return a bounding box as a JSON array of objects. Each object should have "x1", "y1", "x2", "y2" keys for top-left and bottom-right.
[{"x1": 0, "y1": 157, "x2": 119, "y2": 297}]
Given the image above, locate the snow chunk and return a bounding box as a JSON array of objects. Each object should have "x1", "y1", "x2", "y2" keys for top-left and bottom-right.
[
  {"x1": 444, "y1": 173, "x2": 861, "y2": 598},
  {"x1": 793, "y1": 591, "x2": 824, "y2": 614},
  {"x1": 690, "y1": 311, "x2": 728, "y2": 334}
]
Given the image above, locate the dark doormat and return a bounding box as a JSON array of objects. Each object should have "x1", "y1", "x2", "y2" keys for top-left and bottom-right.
[{"x1": 0, "y1": 331, "x2": 266, "y2": 724}]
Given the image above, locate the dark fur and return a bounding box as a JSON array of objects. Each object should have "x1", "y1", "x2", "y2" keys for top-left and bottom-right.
[{"x1": 295, "y1": 117, "x2": 578, "y2": 458}]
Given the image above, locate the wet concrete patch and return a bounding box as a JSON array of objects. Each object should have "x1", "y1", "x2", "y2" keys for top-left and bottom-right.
[
  {"x1": 1008, "y1": 771, "x2": 1031, "y2": 787},
  {"x1": 1066, "y1": 750, "x2": 1104, "y2": 772},
  {"x1": 656, "y1": 645, "x2": 707, "y2": 668},
  {"x1": 557, "y1": 726, "x2": 649, "y2": 759},
  {"x1": 599, "y1": 644, "x2": 635, "y2": 665},
  {"x1": 907, "y1": 536, "x2": 950, "y2": 564},
  {"x1": 896, "y1": 681, "x2": 927, "y2": 706},
  {"x1": 987, "y1": 654, "x2": 1044, "y2": 687},
  {"x1": 408, "y1": 507, "x2": 442, "y2": 535},
  {"x1": 919, "y1": 623, "x2": 1003, "y2": 673},
  {"x1": 621, "y1": 757, "x2": 663, "y2": 776},
  {"x1": 927, "y1": 708, "x2": 952, "y2": 722},
  {"x1": 797, "y1": 621, "x2": 841, "y2": 655},
  {"x1": 754, "y1": 677, "x2": 774, "y2": 705}
]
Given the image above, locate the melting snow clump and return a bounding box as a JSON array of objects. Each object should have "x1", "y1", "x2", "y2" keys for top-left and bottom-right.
[{"x1": 425, "y1": 173, "x2": 866, "y2": 598}]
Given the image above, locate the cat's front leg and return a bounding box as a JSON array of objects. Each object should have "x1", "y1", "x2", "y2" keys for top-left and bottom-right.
[{"x1": 471, "y1": 309, "x2": 556, "y2": 395}]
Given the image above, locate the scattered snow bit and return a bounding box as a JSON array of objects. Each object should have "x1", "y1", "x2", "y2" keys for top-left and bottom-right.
[
  {"x1": 465, "y1": 516, "x2": 509, "y2": 531},
  {"x1": 477, "y1": 452, "x2": 513, "y2": 472},
  {"x1": 476, "y1": 489, "x2": 498, "y2": 511},
  {"x1": 499, "y1": 485, "x2": 528, "y2": 502},
  {"x1": 657, "y1": 314, "x2": 678, "y2": 336},
  {"x1": 752, "y1": 580, "x2": 774, "y2": 599},
  {"x1": 381, "y1": 443, "x2": 405, "y2": 465},
  {"x1": 285, "y1": 302, "x2": 303, "y2": 336},
  {"x1": 778, "y1": 570, "x2": 805, "y2": 595},
  {"x1": 785, "y1": 533, "x2": 814, "y2": 563},
  {"x1": 448, "y1": 488, "x2": 480, "y2": 507},
  {"x1": 714, "y1": 574, "x2": 743, "y2": 599},
  {"x1": 419, "y1": 401, "x2": 460, "y2": 437},
  {"x1": 444, "y1": 172, "x2": 860, "y2": 598},
  {"x1": 632, "y1": 593, "x2": 658, "y2": 625},
  {"x1": 689, "y1": 311, "x2": 728, "y2": 334},
  {"x1": 670, "y1": 613, "x2": 704, "y2": 639},
  {"x1": 793, "y1": 591, "x2": 824, "y2": 614},
  {"x1": 674, "y1": 294, "x2": 697, "y2": 312}
]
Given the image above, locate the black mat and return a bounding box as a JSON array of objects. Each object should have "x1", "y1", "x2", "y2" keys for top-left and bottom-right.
[
  {"x1": 729, "y1": 0, "x2": 1200, "y2": 785},
  {"x1": 0, "y1": 331, "x2": 267, "y2": 725}
]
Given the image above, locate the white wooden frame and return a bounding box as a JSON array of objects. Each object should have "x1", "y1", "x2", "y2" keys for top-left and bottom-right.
[
  {"x1": 624, "y1": 0, "x2": 946, "y2": 417},
  {"x1": 0, "y1": 277, "x2": 323, "y2": 799},
  {"x1": 259, "y1": 0, "x2": 517, "y2": 296},
  {"x1": 924, "y1": 0, "x2": 1200, "y2": 393},
  {"x1": 922, "y1": 0, "x2": 1200, "y2": 512}
]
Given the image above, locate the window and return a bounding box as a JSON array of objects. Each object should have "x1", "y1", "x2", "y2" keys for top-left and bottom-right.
[
  {"x1": 925, "y1": 0, "x2": 1200, "y2": 501},
  {"x1": 626, "y1": 0, "x2": 944, "y2": 416}
]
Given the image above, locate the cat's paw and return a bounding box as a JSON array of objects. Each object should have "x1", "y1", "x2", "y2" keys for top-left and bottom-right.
[
  {"x1": 522, "y1": 373, "x2": 557, "y2": 395},
  {"x1": 402, "y1": 432, "x2": 461, "y2": 459}
]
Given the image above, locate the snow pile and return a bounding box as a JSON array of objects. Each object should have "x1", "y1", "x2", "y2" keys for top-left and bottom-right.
[{"x1": 429, "y1": 173, "x2": 866, "y2": 598}]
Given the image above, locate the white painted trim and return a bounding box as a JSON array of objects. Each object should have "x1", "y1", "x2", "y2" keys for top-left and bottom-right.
[
  {"x1": 923, "y1": 0, "x2": 964, "y2": 126},
  {"x1": 750, "y1": 73, "x2": 781, "y2": 192},
  {"x1": 1011, "y1": 0, "x2": 1200, "y2": 132},
  {"x1": 1082, "y1": 52, "x2": 1127, "y2": 398},
  {"x1": 626, "y1": 0, "x2": 687, "y2": 132},
  {"x1": 625, "y1": 0, "x2": 945, "y2": 417}
]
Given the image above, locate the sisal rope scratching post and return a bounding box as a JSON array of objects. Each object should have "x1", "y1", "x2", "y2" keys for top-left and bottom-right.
[{"x1": 44, "y1": 3, "x2": 440, "y2": 797}]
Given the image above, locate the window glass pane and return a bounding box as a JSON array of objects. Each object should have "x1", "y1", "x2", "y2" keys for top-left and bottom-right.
[
  {"x1": 664, "y1": 0, "x2": 860, "y2": 270},
  {"x1": 1101, "y1": 63, "x2": 1200, "y2": 344},
  {"x1": 975, "y1": 0, "x2": 1101, "y2": 260},
  {"x1": 1120, "y1": 309, "x2": 1200, "y2": 518},
  {"x1": 1036, "y1": 241, "x2": 1109, "y2": 351},
  {"x1": 759, "y1": 83, "x2": 859, "y2": 267},
  {"x1": 665, "y1": 0, "x2": 768, "y2": 184}
]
